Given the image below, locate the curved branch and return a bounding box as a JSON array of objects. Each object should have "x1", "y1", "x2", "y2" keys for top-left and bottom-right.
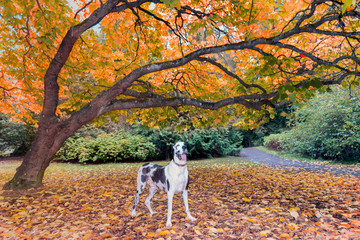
[
  {"x1": 196, "y1": 57, "x2": 267, "y2": 94},
  {"x1": 103, "y1": 92, "x2": 276, "y2": 113},
  {"x1": 110, "y1": 0, "x2": 160, "y2": 13},
  {"x1": 74, "y1": 0, "x2": 94, "y2": 19},
  {"x1": 138, "y1": 6, "x2": 185, "y2": 40},
  {"x1": 273, "y1": 42, "x2": 351, "y2": 72}
]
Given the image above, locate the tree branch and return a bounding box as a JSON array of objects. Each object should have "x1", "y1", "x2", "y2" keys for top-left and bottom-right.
[
  {"x1": 138, "y1": 6, "x2": 185, "y2": 40},
  {"x1": 103, "y1": 92, "x2": 276, "y2": 113},
  {"x1": 196, "y1": 57, "x2": 268, "y2": 94},
  {"x1": 74, "y1": 0, "x2": 94, "y2": 20}
]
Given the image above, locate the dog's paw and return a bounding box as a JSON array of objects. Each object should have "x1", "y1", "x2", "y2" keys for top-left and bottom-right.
[
  {"x1": 166, "y1": 222, "x2": 172, "y2": 227},
  {"x1": 131, "y1": 211, "x2": 136, "y2": 217},
  {"x1": 188, "y1": 215, "x2": 197, "y2": 221}
]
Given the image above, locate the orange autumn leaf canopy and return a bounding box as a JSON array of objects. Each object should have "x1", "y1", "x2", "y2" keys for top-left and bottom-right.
[{"x1": 0, "y1": 0, "x2": 359, "y2": 128}]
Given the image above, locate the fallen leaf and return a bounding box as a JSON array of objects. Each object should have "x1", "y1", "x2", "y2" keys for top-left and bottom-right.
[
  {"x1": 158, "y1": 230, "x2": 170, "y2": 236},
  {"x1": 289, "y1": 210, "x2": 299, "y2": 219}
]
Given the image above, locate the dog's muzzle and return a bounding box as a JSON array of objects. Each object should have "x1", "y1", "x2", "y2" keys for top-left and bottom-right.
[{"x1": 177, "y1": 153, "x2": 187, "y2": 161}]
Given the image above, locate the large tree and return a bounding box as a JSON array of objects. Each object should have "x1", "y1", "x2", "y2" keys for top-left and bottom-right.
[{"x1": 1, "y1": 0, "x2": 359, "y2": 190}]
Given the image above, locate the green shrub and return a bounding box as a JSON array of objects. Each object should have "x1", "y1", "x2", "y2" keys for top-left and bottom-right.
[
  {"x1": 242, "y1": 106, "x2": 291, "y2": 147},
  {"x1": 131, "y1": 126, "x2": 181, "y2": 160},
  {"x1": 132, "y1": 125, "x2": 243, "y2": 159},
  {"x1": 57, "y1": 124, "x2": 243, "y2": 163},
  {"x1": 263, "y1": 133, "x2": 286, "y2": 151},
  {"x1": 265, "y1": 88, "x2": 360, "y2": 162},
  {"x1": 184, "y1": 128, "x2": 243, "y2": 158},
  {"x1": 56, "y1": 131, "x2": 156, "y2": 163},
  {"x1": 0, "y1": 114, "x2": 36, "y2": 156}
]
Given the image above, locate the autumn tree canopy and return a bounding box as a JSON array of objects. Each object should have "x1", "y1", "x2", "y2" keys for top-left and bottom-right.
[{"x1": 1, "y1": 0, "x2": 359, "y2": 190}]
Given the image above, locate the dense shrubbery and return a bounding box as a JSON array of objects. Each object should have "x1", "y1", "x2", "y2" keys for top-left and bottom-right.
[
  {"x1": 0, "y1": 114, "x2": 36, "y2": 156},
  {"x1": 1, "y1": 115, "x2": 244, "y2": 161},
  {"x1": 263, "y1": 133, "x2": 285, "y2": 151},
  {"x1": 56, "y1": 126, "x2": 243, "y2": 163},
  {"x1": 241, "y1": 106, "x2": 290, "y2": 147},
  {"x1": 131, "y1": 127, "x2": 178, "y2": 160},
  {"x1": 264, "y1": 88, "x2": 360, "y2": 162},
  {"x1": 131, "y1": 126, "x2": 243, "y2": 160},
  {"x1": 184, "y1": 128, "x2": 243, "y2": 158},
  {"x1": 56, "y1": 127, "x2": 156, "y2": 163}
]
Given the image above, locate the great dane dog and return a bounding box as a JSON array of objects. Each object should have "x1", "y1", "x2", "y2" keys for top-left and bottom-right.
[{"x1": 131, "y1": 142, "x2": 196, "y2": 227}]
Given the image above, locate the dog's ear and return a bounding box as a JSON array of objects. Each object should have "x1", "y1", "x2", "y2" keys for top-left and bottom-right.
[{"x1": 170, "y1": 145, "x2": 174, "y2": 156}]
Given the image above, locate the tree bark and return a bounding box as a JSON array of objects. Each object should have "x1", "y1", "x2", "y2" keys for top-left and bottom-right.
[{"x1": 2, "y1": 122, "x2": 65, "y2": 190}]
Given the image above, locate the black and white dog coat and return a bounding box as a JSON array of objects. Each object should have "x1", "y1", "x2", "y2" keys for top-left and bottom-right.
[{"x1": 131, "y1": 142, "x2": 196, "y2": 227}]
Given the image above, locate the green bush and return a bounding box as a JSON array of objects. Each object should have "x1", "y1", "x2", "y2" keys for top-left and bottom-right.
[
  {"x1": 132, "y1": 125, "x2": 243, "y2": 159},
  {"x1": 184, "y1": 128, "x2": 243, "y2": 158},
  {"x1": 264, "y1": 88, "x2": 360, "y2": 162},
  {"x1": 263, "y1": 133, "x2": 286, "y2": 151},
  {"x1": 131, "y1": 126, "x2": 181, "y2": 160},
  {"x1": 56, "y1": 131, "x2": 156, "y2": 163},
  {"x1": 0, "y1": 114, "x2": 36, "y2": 156},
  {"x1": 57, "y1": 124, "x2": 243, "y2": 163}
]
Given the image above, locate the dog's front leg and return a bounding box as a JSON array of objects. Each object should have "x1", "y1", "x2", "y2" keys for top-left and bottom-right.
[
  {"x1": 182, "y1": 190, "x2": 196, "y2": 221},
  {"x1": 166, "y1": 191, "x2": 174, "y2": 227}
]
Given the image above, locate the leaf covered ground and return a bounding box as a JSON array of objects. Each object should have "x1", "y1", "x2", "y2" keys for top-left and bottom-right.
[{"x1": 1, "y1": 157, "x2": 359, "y2": 240}]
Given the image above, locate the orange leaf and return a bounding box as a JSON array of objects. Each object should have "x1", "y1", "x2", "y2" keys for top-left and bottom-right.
[{"x1": 158, "y1": 230, "x2": 170, "y2": 236}]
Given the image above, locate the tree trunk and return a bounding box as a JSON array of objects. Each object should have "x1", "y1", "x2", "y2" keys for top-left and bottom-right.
[{"x1": 3, "y1": 122, "x2": 69, "y2": 190}]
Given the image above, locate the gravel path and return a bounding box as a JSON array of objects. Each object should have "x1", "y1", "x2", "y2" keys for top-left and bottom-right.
[{"x1": 240, "y1": 147, "x2": 360, "y2": 178}]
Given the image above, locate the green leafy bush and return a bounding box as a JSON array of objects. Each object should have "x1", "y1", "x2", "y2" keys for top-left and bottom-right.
[
  {"x1": 131, "y1": 126, "x2": 181, "y2": 160},
  {"x1": 133, "y1": 125, "x2": 243, "y2": 159},
  {"x1": 184, "y1": 128, "x2": 243, "y2": 158},
  {"x1": 0, "y1": 114, "x2": 36, "y2": 156},
  {"x1": 242, "y1": 106, "x2": 291, "y2": 147},
  {"x1": 57, "y1": 124, "x2": 243, "y2": 163},
  {"x1": 263, "y1": 133, "x2": 285, "y2": 151},
  {"x1": 264, "y1": 88, "x2": 360, "y2": 162},
  {"x1": 56, "y1": 130, "x2": 156, "y2": 163}
]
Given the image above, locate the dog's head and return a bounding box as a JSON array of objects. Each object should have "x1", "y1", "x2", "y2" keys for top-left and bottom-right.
[{"x1": 173, "y1": 142, "x2": 187, "y2": 163}]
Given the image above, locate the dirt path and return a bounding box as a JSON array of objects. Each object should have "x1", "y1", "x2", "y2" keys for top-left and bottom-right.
[{"x1": 240, "y1": 147, "x2": 360, "y2": 178}]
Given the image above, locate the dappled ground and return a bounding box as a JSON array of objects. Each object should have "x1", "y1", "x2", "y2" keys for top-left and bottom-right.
[{"x1": 1, "y1": 157, "x2": 360, "y2": 239}]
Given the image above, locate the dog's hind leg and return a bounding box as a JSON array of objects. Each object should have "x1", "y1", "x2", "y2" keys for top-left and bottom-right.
[
  {"x1": 131, "y1": 174, "x2": 147, "y2": 217},
  {"x1": 145, "y1": 185, "x2": 157, "y2": 215}
]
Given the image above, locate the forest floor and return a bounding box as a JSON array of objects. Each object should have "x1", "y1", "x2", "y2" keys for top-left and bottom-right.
[{"x1": 0, "y1": 150, "x2": 359, "y2": 239}]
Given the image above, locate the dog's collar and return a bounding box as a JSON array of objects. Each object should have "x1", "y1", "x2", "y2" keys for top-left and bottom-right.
[{"x1": 172, "y1": 160, "x2": 186, "y2": 167}]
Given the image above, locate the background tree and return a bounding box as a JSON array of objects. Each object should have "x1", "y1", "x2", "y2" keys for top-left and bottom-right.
[{"x1": 1, "y1": 0, "x2": 359, "y2": 189}]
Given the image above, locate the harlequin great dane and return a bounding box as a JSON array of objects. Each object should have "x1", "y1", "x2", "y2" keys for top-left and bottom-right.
[{"x1": 131, "y1": 142, "x2": 196, "y2": 227}]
